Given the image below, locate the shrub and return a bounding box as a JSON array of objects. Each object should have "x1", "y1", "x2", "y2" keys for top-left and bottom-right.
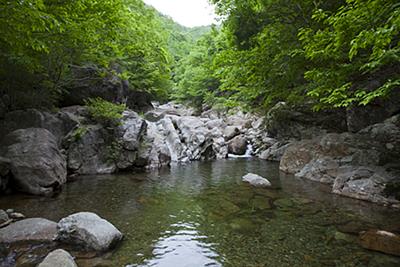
[{"x1": 85, "y1": 98, "x2": 126, "y2": 125}]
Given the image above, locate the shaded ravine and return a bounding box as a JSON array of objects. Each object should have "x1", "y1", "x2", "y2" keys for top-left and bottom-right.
[{"x1": 0, "y1": 159, "x2": 399, "y2": 266}]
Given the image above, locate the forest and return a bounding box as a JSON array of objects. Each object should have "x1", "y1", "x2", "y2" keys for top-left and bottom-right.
[
  {"x1": 1, "y1": 1, "x2": 400, "y2": 266},
  {"x1": 1, "y1": 0, "x2": 398, "y2": 114}
]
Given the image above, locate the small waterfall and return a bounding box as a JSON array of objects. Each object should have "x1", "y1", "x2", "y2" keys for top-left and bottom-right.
[{"x1": 228, "y1": 143, "x2": 253, "y2": 158}]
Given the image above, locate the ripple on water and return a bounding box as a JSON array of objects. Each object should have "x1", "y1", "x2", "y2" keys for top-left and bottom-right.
[
  {"x1": 129, "y1": 221, "x2": 223, "y2": 267},
  {"x1": 0, "y1": 159, "x2": 399, "y2": 267}
]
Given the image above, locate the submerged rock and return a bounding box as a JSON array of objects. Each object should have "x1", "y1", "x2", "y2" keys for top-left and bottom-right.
[
  {"x1": 0, "y1": 128, "x2": 67, "y2": 195},
  {"x1": 0, "y1": 218, "x2": 57, "y2": 245},
  {"x1": 57, "y1": 212, "x2": 123, "y2": 252},
  {"x1": 242, "y1": 173, "x2": 271, "y2": 187},
  {"x1": 360, "y1": 230, "x2": 400, "y2": 256},
  {"x1": 38, "y1": 249, "x2": 77, "y2": 267}
]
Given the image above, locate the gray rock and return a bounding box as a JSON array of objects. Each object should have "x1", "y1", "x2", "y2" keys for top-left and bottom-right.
[
  {"x1": 161, "y1": 116, "x2": 187, "y2": 162},
  {"x1": 0, "y1": 210, "x2": 9, "y2": 224},
  {"x1": 1, "y1": 128, "x2": 67, "y2": 195},
  {"x1": 228, "y1": 135, "x2": 247, "y2": 155},
  {"x1": 0, "y1": 109, "x2": 78, "y2": 145},
  {"x1": 61, "y1": 65, "x2": 152, "y2": 111},
  {"x1": 118, "y1": 111, "x2": 146, "y2": 151},
  {"x1": 136, "y1": 121, "x2": 171, "y2": 169},
  {"x1": 259, "y1": 142, "x2": 290, "y2": 161},
  {"x1": 295, "y1": 158, "x2": 339, "y2": 185},
  {"x1": 0, "y1": 218, "x2": 57, "y2": 245},
  {"x1": 346, "y1": 89, "x2": 400, "y2": 132},
  {"x1": 0, "y1": 157, "x2": 11, "y2": 192},
  {"x1": 206, "y1": 119, "x2": 225, "y2": 130},
  {"x1": 57, "y1": 212, "x2": 123, "y2": 251},
  {"x1": 9, "y1": 212, "x2": 25, "y2": 220},
  {"x1": 223, "y1": 126, "x2": 240, "y2": 141},
  {"x1": 332, "y1": 166, "x2": 399, "y2": 206},
  {"x1": 242, "y1": 173, "x2": 271, "y2": 187},
  {"x1": 38, "y1": 249, "x2": 77, "y2": 267},
  {"x1": 67, "y1": 125, "x2": 116, "y2": 175},
  {"x1": 279, "y1": 140, "x2": 321, "y2": 174},
  {"x1": 265, "y1": 102, "x2": 348, "y2": 140}
]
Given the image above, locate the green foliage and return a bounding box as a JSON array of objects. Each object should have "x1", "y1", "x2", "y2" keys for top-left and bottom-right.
[
  {"x1": 3, "y1": 0, "x2": 398, "y2": 114},
  {"x1": 0, "y1": 0, "x2": 175, "y2": 109},
  {"x1": 85, "y1": 98, "x2": 126, "y2": 125},
  {"x1": 174, "y1": 0, "x2": 399, "y2": 112},
  {"x1": 71, "y1": 126, "x2": 88, "y2": 141},
  {"x1": 300, "y1": 0, "x2": 400, "y2": 109}
]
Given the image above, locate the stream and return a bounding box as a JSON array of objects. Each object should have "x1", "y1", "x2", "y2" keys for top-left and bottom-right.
[{"x1": 1, "y1": 159, "x2": 399, "y2": 266}]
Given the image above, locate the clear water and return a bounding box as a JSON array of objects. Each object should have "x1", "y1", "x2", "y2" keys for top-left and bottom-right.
[{"x1": 1, "y1": 159, "x2": 399, "y2": 267}]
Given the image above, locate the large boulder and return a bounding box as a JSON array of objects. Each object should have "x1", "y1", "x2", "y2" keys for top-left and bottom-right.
[
  {"x1": 0, "y1": 109, "x2": 78, "y2": 145},
  {"x1": 57, "y1": 212, "x2": 123, "y2": 252},
  {"x1": 332, "y1": 166, "x2": 398, "y2": 205},
  {"x1": 38, "y1": 249, "x2": 77, "y2": 267},
  {"x1": 347, "y1": 89, "x2": 400, "y2": 133},
  {"x1": 295, "y1": 158, "x2": 339, "y2": 185},
  {"x1": 259, "y1": 142, "x2": 290, "y2": 162},
  {"x1": 60, "y1": 65, "x2": 152, "y2": 111},
  {"x1": 278, "y1": 116, "x2": 400, "y2": 207},
  {"x1": 279, "y1": 140, "x2": 321, "y2": 174},
  {"x1": 66, "y1": 111, "x2": 147, "y2": 174},
  {"x1": 359, "y1": 115, "x2": 400, "y2": 163},
  {"x1": 265, "y1": 102, "x2": 347, "y2": 140},
  {"x1": 228, "y1": 135, "x2": 247, "y2": 155},
  {"x1": 0, "y1": 218, "x2": 57, "y2": 245},
  {"x1": 66, "y1": 125, "x2": 116, "y2": 175},
  {"x1": 223, "y1": 126, "x2": 240, "y2": 141},
  {"x1": 136, "y1": 121, "x2": 171, "y2": 169},
  {"x1": 1, "y1": 128, "x2": 67, "y2": 195}
]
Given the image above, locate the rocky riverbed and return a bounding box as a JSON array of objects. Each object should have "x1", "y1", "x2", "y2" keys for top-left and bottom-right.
[
  {"x1": 0, "y1": 101, "x2": 399, "y2": 207},
  {"x1": 0, "y1": 101, "x2": 400, "y2": 266}
]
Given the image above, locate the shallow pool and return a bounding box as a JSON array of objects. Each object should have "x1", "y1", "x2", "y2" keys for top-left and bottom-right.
[{"x1": 1, "y1": 159, "x2": 399, "y2": 266}]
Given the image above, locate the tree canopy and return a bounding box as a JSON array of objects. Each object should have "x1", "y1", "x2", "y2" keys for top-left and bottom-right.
[{"x1": 1, "y1": 0, "x2": 399, "y2": 113}]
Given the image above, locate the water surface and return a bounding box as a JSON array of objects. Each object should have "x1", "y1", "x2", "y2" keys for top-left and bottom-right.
[{"x1": 1, "y1": 159, "x2": 399, "y2": 266}]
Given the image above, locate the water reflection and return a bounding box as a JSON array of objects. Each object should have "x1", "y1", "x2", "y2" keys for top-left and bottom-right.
[
  {"x1": 130, "y1": 220, "x2": 222, "y2": 267},
  {"x1": 0, "y1": 159, "x2": 399, "y2": 266}
]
